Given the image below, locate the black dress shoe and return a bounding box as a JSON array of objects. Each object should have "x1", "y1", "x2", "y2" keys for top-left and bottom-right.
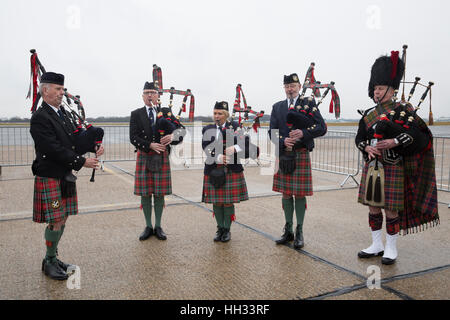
[
  {"x1": 214, "y1": 227, "x2": 224, "y2": 242},
  {"x1": 154, "y1": 226, "x2": 167, "y2": 240},
  {"x1": 381, "y1": 257, "x2": 396, "y2": 265},
  {"x1": 293, "y1": 226, "x2": 304, "y2": 249},
  {"x1": 221, "y1": 228, "x2": 231, "y2": 242},
  {"x1": 275, "y1": 224, "x2": 294, "y2": 245},
  {"x1": 139, "y1": 226, "x2": 154, "y2": 241},
  {"x1": 357, "y1": 250, "x2": 384, "y2": 259},
  {"x1": 42, "y1": 259, "x2": 68, "y2": 280}
]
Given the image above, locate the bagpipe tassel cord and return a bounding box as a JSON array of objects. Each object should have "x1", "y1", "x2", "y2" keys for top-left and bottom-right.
[
  {"x1": 30, "y1": 53, "x2": 39, "y2": 113},
  {"x1": 374, "y1": 173, "x2": 382, "y2": 203},
  {"x1": 366, "y1": 172, "x2": 373, "y2": 202},
  {"x1": 329, "y1": 90, "x2": 335, "y2": 114}
]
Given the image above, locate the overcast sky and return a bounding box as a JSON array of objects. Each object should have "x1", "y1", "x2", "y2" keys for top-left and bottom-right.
[{"x1": 1, "y1": 0, "x2": 449, "y2": 120}]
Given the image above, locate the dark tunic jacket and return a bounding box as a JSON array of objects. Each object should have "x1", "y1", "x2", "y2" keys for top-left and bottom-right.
[
  {"x1": 129, "y1": 106, "x2": 183, "y2": 153},
  {"x1": 30, "y1": 102, "x2": 86, "y2": 178},
  {"x1": 268, "y1": 97, "x2": 326, "y2": 152},
  {"x1": 202, "y1": 121, "x2": 251, "y2": 175}
]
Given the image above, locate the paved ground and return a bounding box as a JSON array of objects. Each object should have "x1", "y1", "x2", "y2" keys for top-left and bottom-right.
[{"x1": 0, "y1": 162, "x2": 448, "y2": 300}]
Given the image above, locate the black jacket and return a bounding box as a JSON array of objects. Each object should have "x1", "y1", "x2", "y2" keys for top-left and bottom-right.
[
  {"x1": 202, "y1": 121, "x2": 251, "y2": 175},
  {"x1": 30, "y1": 102, "x2": 86, "y2": 178},
  {"x1": 129, "y1": 106, "x2": 183, "y2": 153},
  {"x1": 269, "y1": 97, "x2": 326, "y2": 152}
]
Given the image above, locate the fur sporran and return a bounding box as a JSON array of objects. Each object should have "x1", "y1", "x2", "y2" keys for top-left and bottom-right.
[
  {"x1": 209, "y1": 166, "x2": 227, "y2": 188},
  {"x1": 60, "y1": 172, "x2": 77, "y2": 198},
  {"x1": 365, "y1": 159, "x2": 385, "y2": 207},
  {"x1": 278, "y1": 151, "x2": 296, "y2": 174},
  {"x1": 146, "y1": 154, "x2": 163, "y2": 173}
]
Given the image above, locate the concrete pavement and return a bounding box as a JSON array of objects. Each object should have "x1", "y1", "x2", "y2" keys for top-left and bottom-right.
[{"x1": 0, "y1": 162, "x2": 448, "y2": 300}]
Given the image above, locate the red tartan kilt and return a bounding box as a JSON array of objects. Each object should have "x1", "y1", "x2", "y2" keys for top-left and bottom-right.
[
  {"x1": 33, "y1": 176, "x2": 78, "y2": 224},
  {"x1": 358, "y1": 160, "x2": 404, "y2": 211},
  {"x1": 272, "y1": 149, "x2": 313, "y2": 197},
  {"x1": 134, "y1": 150, "x2": 172, "y2": 196},
  {"x1": 202, "y1": 169, "x2": 249, "y2": 204}
]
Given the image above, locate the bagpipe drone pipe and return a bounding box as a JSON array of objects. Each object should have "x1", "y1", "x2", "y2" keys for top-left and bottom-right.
[
  {"x1": 231, "y1": 84, "x2": 262, "y2": 160},
  {"x1": 27, "y1": 49, "x2": 104, "y2": 182},
  {"x1": 150, "y1": 64, "x2": 195, "y2": 145}
]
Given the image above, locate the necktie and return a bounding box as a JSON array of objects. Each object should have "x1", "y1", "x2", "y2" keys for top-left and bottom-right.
[
  {"x1": 289, "y1": 98, "x2": 294, "y2": 107},
  {"x1": 57, "y1": 109, "x2": 64, "y2": 120},
  {"x1": 148, "y1": 108, "x2": 154, "y2": 126}
]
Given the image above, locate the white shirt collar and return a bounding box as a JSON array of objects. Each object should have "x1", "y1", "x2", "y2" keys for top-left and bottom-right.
[
  {"x1": 47, "y1": 103, "x2": 60, "y2": 114},
  {"x1": 286, "y1": 95, "x2": 300, "y2": 106}
]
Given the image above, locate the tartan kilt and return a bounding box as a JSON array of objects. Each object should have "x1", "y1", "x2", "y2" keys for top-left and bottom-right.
[
  {"x1": 202, "y1": 169, "x2": 249, "y2": 204},
  {"x1": 134, "y1": 150, "x2": 172, "y2": 196},
  {"x1": 272, "y1": 148, "x2": 313, "y2": 197},
  {"x1": 33, "y1": 176, "x2": 78, "y2": 224},
  {"x1": 358, "y1": 160, "x2": 404, "y2": 211}
]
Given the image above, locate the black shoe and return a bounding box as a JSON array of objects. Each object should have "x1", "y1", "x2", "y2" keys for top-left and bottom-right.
[
  {"x1": 54, "y1": 249, "x2": 75, "y2": 273},
  {"x1": 293, "y1": 226, "x2": 304, "y2": 249},
  {"x1": 221, "y1": 228, "x2": 231, "y2": 242},
  {"x1": 139, "y1": 226, "x2": 154, "y2": 241},
  {"x1": 381, "y1": 257, "x2": 396, "y2": 265},
  {"x1": 42, "y1": 259, "x2": 68, "y2": 280},
  {"x1": 154, "y1": 226, "x2": 167, "y2": 240},
  {"x1": 357, "y1": 251, "x2": 384, "y2": 259},
  {"x1": 275, "y1": 224, "x2": 294, "y2": 245},
  {"x1": 214, "y1": 227, "x2": 224, "y2": 242}
]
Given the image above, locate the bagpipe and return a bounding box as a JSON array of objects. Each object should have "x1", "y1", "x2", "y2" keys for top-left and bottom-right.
[
  {"x1": 150, "y1": 64, "x2": 194, "y2": 144},
  {"x1": 286, "y1": 62, "x2": 340, "y2": 130},
  {"x1": 279, "y1": 63, "x2": 340, "y2": 174},
  {"x1": 230, "y1": 84, "x2": 262, "y2": 160},
  {"x1": 232, "y1": 84, "x2": 265, "y2": 133},
  {"x1": 372, "y1": 45, "x2": 432, "y2": 157},
  {"x1": 27, "y1": 49, "x2": 104, "y2": 182}
]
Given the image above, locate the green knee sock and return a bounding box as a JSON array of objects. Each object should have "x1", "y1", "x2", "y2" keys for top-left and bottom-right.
[
  {"x1": 154, "y1": 196, "x2": 164, "y2": 228},
  {"x1": 223, "y1": 205, "x2": 234, "y2": 229},
  {"x1": 282, "y1": 197, "x2": 294, "y2": 232},
  {"x1": 45, "y1": 226, "x2": 60, "y2": 263},
  {"x1": 55, "y1": 224, "x2": 65, "y2": 253},
  {"x1": 141, "y1": 196, "x2": 153, "y2": 228},
  {"x1": 294, "y1": 197, "x2": 306, "y2": 231},
  {"x1": 213, "y1": 204, "x2": 225, "y2": 228}
]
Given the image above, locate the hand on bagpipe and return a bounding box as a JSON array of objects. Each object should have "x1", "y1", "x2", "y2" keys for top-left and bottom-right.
[
  {"x1": 151, "y1": 64, "x2": 194, "y2": 146},
  {"x1": 27, "y1": 49, "x2": 104, "y2": 181},
  {"x1": 374, "y1": 106, "x2": 430, "y2": 156}
]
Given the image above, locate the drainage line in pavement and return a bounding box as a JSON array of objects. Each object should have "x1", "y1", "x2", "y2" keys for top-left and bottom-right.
[
  {"x1": 302, "y1": 283, "x2": 368, "y2": 300},
  {"x1": 381, "y1": 264, "x2": 450, "y2": 284}
]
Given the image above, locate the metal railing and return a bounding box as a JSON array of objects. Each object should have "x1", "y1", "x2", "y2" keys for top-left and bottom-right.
[{"x1": 1, "y1": 125, "x2": 449, "y2": 192}]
